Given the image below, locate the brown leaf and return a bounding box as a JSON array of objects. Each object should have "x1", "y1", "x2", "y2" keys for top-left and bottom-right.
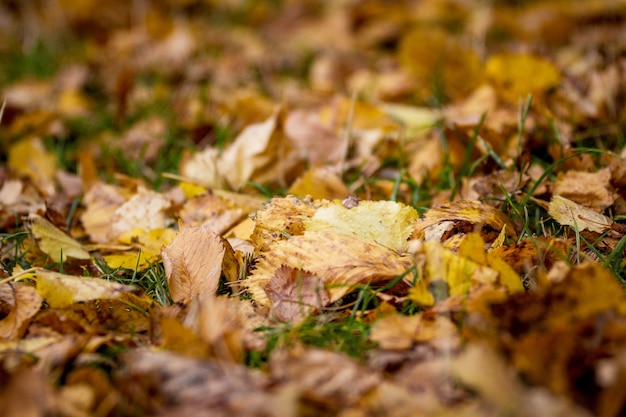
[
  {"x1": 33, "y1": 268, "x2": 138, "y2": 309},
  {"x1": 553, "y1": 168, "x2": 618, "y2": 211},
  {"x1": 548, "y1": 195, "x2": 614, "y2": 234},
  {"x1": 162, "y1": 225, "x2": 238, "y2": 303},
  {"x1": 265, "y1": 266, "x2": 330, "y2": 322},
  {"x1": 0, "y1": 282, "x2": 42, "y2": 340}
]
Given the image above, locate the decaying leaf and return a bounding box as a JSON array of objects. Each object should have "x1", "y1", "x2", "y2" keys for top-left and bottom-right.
[
  {"x1": 28, "y1": 214, "x2": 90, "y2": 262},
  {"x1": 162, "y1": 224, "x2": 238, "y2": 303},
  {"x1": 305, "y1": 200, "x2": 418, "y2": 253},
  {"x1": 0, "y1": 282, "x2": 42, "y2": 340},
  {"x1": 32, "y1": 268, "x2": 138, "y2": 309},
  {"x1": 247, "y1": 230, "x2": 414, "y2": 307},
  {"x1": 264, "y1": 266, "x2": 330, "y2": 322},
  {"x1": 413, "y1": 200, "x2": 518, "y2": 243},
  {"x1": 548, "y1": 195, "x2": 614, "y2": 234}
]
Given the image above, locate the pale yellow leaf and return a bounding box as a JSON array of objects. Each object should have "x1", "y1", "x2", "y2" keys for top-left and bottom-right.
[
  {"x1": 548, "y1": 195, "x2": 613, "y2": 234},
  {"x1": 34, "y1": 269, "x2": 137, "y2": 309},
  {"x1": 305, "y1": 200, "x2": 418, "y2": 252},
  {"x1": 28, "y1": 214, "x2": 90, "y2": 262}
]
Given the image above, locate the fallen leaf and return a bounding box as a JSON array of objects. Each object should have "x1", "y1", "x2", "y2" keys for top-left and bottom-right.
[
  {"x1": 103, "y1": 227, "x2": 176, "y2": 270},
  {"x1": 7, "y1": 137, "x2": 57, "y2": 196},
  {"x1": 264, "y1": 266, "x2": 330, "y2": 322},
  {"x1": 486, "y1": 52, "x2": 561, "y2": 102},
  {"x1": 305, "y1": 200, "x2": 418, "y2": 252},
  {"x1": 412, "y1": 200, "x2": 518, "y2": 243},
  {"x1": 33, "y1": 268, "x2": 138, "y2": 309},
  {"x1": 553, "y1": 168, "x2": 618, "y2": 211},
  {"x1": 28, "y1": 214, "x2": 90, "y2": 262},
  {"x1": 287, "y1": 167, "x2": 351, "y2": 200},
  {"x1": 250, "y1": 195, "x2": 321, "y2": 252},
  {"x1": 548, "y1": 195, "x2": 614, "y2": 234},
  {"x1": 110, "y1": 187, "x2": 172, "y2": 239},
  {"x1": 247, "y1": 230, "x2": 413, "y2": 307},
  {"x1": 0, "y1": 282, "x2": 42, "y2": 340},
  {"x1": 161, "y1": 224, "x2": 238, "y2": 303},
  {"x1": 284, "y1": 109, "x2": 346, "y2": 166}
]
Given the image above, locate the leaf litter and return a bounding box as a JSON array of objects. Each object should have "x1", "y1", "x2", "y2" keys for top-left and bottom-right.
[{"x1": 1, "y1": 1, "x2": 626, "y2": 416}]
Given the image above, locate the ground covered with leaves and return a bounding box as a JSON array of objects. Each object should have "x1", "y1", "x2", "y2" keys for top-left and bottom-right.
[{"x1": 1, "y1": 0, "x2": 626, "y2": 416}]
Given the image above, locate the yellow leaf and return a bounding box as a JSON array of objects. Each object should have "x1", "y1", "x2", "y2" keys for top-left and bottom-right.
[
  {"x1": 180, "y1": 182, "x2": 208, "y2": 199},
  {"x1": 407, "y1": 279, "x2": 435, "y2": 307},
  {"x1": 488, "y1": 254, "x2": 524, "y2": 293},
  {"x1": 424, "y1": 241, "x2": 498, "y2": 297},
  {"x1": 486, "y1": 53, "x2": 560, "y2": 102},
  {"x1": 413, "y1": 200, "x2": 517, "y2": 242},
  {"x1": 28, "y1": 214, "x2": 90, "y2": 263},
  {"x1": 250, "y1": 195, "x2": 321, "y2": 252},
  {"x1": 110, "y1": 187, "x2": 172, "y2": 239},
  {"x1": 7, "y1": 137, "x2": 57, "y2": 194},
  {"x1": 161, "y1": 225, "x2": 238, "y2": 303},
  {"x1": 34, "y1": 269, "x2": 138, "y2": 309},
  {"x1": 398, "y1": 27, "x2": 484, "y2": 100},
  {"x1": 459, "y1": 233, "x2": 488, "y2": 266},
  {"x1": 288, "y1": 167, "x2": 351, "y2": 200},
  {"x1": 247, "y1": 231, "x2": 414, "y2": 307},
  {"x1": 305, "y1": 200, "x2": 418, "y2": 252}
]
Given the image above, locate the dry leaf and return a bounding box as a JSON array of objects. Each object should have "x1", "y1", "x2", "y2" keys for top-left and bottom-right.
[
  {"x1": 305, "y1": 200, "x2": 418, "y2": 252},
  {"x1": 413, "y1": 200, "x2": 518, "y2": 243},
  {"x1": 264, "y1": 266, "x2": 330, "y2": 322},
  {"x1": 548, "y1": 195, "x2": 614, "y2": 234},
  {"x1": 110, "y1": 187, "x2": 172, "y2": 239},
  {"x1": 104, "y1": 227, "x2": 176, "y2": 270},
  {"x1": 7, "y1": 137, "x2": 57, "y2": 195},
  {"x1": 486, "y1": 52, "x2": 561, "y2": 102},
  {"x1": 250, "y1": 195, "x2": 321, "y2": 252},
  {"x1": 247, "y1": 230, "x2": 414, "y2": 307},
  {"x1": 33, "y1": 268, "x2": 138, "y2": 309},
  {"x1": 161, "y1": 225, "x2": 238, "y2": 303},
  {"x1": 284, "y1": 109, "x2": 346, "y2": 166},
  {"x1": 80, "y1": 182, "x2": 128, "y2": 243},
  {"x1": 182, "y1": 110, "x2": 300, "y2": 190},
  {"x1": 28, "y1": 214, "x2": 90, "y2": 262},
  {"x1": 287, "y1": 167, "x2": 351, "y2": 200},
  {"x1": 553, "y1": 168, "x2": 618, "y2": 211},
  {"x1": 0, "y1": 283, "x2": 43, "y2": 340}
]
